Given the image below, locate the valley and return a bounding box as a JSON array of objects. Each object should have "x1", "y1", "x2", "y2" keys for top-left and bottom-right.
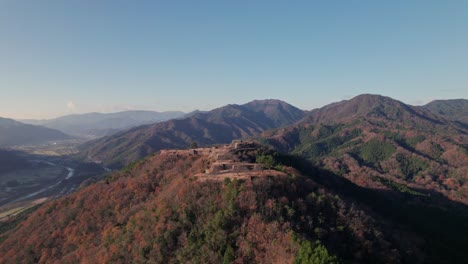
[{"x1": 0, "y1": 141, "x2": 107, "y2": 221}]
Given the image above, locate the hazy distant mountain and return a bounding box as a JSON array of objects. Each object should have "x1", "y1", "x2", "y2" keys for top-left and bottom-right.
[
  {"x1": 0, "y1": 117, "x2": 71, "y2": 147},
  {"x1": 21, "y1": 110, "x2": 186, "y2": 138},
  {"x1": 422, "y1": 99, "x2": 468, "y2": 126},
  {"x1": 79, "y1": 99, "x2": 306, "y2": 168},
  {"x1": 261, "y1": 94, "x2": 468, "y2": 204}
]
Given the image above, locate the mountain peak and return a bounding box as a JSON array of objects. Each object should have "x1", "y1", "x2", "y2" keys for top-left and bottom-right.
[
  {"x1": 244, "y1": 98, "x2": 288, "y2": 106},
  {"x1": 341, "y1": 94, "x2": 406, "y2": 111},
  {"x1": 243, "y1": 99, "x2": 299, "y2": 111},
  {"x1": 305, "y1": 94, "x2": 442, "y2": 125},
  {"x1": 348, "y1": 93, "x2": 399, "y2": 104}
]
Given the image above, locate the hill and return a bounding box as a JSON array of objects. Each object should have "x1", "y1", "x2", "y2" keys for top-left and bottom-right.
[
  {"x1": 0, "y1": 141, "x2": 433, "y2": 263},
  {"x1": 79, "y1": 99, "x2": 306, "y2": 169},
  {"x1": 0, "y1": 118, "x2": 71, "y2": 147},
  {"x1": 21, "y1": 110, "x2": 186, "y2": 138},
  {"x1": 261, "y1": 94, "x2": 468, "y2": 205},
  {"x1": 422, "y1": 99, "x2": 468, "y2": 126},
  {"x1": 303, "y1": 94, "x2": 453, "y2": 126}
]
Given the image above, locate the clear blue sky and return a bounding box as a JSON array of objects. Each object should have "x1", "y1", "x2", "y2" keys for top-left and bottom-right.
[{"x1": 1, "y1": 1, "x2": 467, "y2": 119}]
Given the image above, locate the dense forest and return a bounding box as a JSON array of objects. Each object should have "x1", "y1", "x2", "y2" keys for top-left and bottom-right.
[
  {"x1": 0, "y1": 146, "x2": 433, "y2": 263},
  {"x1": 261, "y1": 95, "x2": 467, "y2": 205}
]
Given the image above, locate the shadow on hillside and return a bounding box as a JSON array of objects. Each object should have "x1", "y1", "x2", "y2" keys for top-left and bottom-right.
[{"x1": 279, "y1": 154, "x2": 468, "y2": 264}]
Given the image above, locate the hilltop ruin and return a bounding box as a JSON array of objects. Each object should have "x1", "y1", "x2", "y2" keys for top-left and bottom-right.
[{"x1": 159, "y1": 140, "x2": 287, "y2": 181}]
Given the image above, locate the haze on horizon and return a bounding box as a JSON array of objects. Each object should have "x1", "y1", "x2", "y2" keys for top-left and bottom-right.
[{"x1": 1, "y1": 1, "x2": 467, "y2": 119}]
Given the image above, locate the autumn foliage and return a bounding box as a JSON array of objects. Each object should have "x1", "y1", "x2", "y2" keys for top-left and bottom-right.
[{"x1": 0, "y1": 149, "x2": 421, "y2": 263}]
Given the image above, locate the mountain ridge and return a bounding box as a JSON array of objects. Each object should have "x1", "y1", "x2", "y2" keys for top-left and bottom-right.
[
  {"x1": 261, "y1": 94, "x2": 468, "y2": 205},
  {"x1": 422, "y1": 98, "x2": 468, "y2": 126},
  {"x1": 79, "y1": 99, "x2": 306, "y2": 168},
  {"x1": 0, "y1": 117, "x2": 71, "y2": 147},
  {"x1": 305, "y1": 94, "x2": 452, "y2": 127},
  {"x1": 20, "y1": 110, "x2": 186, "y2": 138}
]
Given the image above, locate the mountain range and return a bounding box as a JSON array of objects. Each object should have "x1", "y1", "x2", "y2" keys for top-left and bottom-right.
[
  {"x1": 79, "y1": 99, "x2": 306, "y2": 168},
  {"x1": 1, "y1": 94, "x2": 467, "y2": 263},
  {"x1": 261, "y1": 94, "x2": 467, "y2": 204},
  {"x1": 21, "y1": 110, "x2": 186, "y2": 138},
  {"x1": 0, "y1": 117, "x2": 71, "y2": 147},
  {"x1": 77, "y1": 95, "x2": 467, "y2": 204}
]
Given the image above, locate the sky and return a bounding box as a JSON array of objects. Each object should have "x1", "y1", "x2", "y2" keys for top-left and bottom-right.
[{"x1": 1, "y1": 1, "x2": 467, "y2": 119}]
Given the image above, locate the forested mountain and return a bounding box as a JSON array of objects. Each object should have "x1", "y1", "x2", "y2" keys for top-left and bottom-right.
[
  {"x1": 422, "y1": 99, "x2": 468, "y2": 126},
  {"x1": 1, "y1": 95, "x2": 468, "y2": 263},
  {"x1": 21, "y1": 110, "x2": 186, "y2": 138},
  {"x1": 79, "y1": 99, "x2": 306, "y2": 169},
  {"x1": 260, "y1": 94, "x2": 468, "y2": 205},
  {"x1": 0, "y1": 143, "x2": 433, "y2": 263},
  {"x1": 0, "y1": 117, "x2": 70, "y2": 147}
]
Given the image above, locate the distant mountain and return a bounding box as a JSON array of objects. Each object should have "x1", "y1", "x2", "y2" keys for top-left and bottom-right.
[
  {"x1": 79, "y1": 99, "x2": 306, "y2": 168},
  {"x1": 261, "y1": 94, "x2": 468, "y2": 205},
  {"x1": 21, "y1": 110, "x2": 186, "y2": 138},
  {"x1": 304, "y1": 94, "x2": 450, "y2": 126},
  {"x1": 0, "y1": 117, "x2": 71, "y2": 147},
  {"x1": 422, "y1": 99, "x2": 468, "y2": 126}
]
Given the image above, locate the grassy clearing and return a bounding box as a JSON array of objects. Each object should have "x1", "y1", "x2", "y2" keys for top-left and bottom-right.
[
  {"x1": 0, "y1": 207, "x2": 26, "y2": 219},
  {"x1": 0, "y1": 198, "x2": 47, "y2": 221}
]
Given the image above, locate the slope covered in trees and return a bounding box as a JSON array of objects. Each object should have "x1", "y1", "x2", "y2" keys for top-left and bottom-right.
[
  {"x1": 261, "y1": 94, "x2": 468, "y2": 205},
  {"x1": 422, "y1": 99, "x2": 468, "y2": 126},
  {"x1": 1, "y1": 143, "x2": 435, "y2": 263}
]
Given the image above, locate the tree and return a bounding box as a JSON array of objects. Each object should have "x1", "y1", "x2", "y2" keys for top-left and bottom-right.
[
  {"x1": 293, "y1": 240, "x2": 340, "y2": 264},
  {"x1": 223, "y1": 245, "x2": 235, "y2": 264}
]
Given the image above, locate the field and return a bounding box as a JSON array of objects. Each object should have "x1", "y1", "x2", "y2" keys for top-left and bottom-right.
[{"x1": 8, "y1": 139, "x2": 88, "y2": 156}]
